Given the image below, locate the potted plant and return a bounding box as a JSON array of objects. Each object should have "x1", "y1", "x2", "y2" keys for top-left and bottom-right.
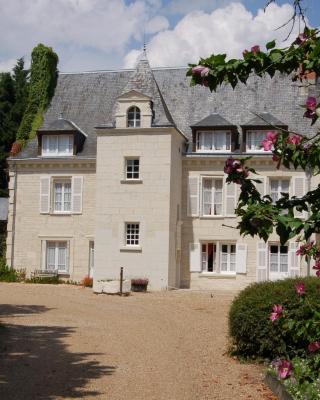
[{"x1": 131, "y1": 278, "x2": 149, "y2": 292}]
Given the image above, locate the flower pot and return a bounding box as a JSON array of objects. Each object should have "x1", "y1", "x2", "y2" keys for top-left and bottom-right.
[
  {"x1": 101, "y1": 279, "x2": 131, "y2": 294},
  {"x1": 93, "y1": 280, "x2": 103, "y2": 294},
  {"x1": 131, "y1": 283, "x2": 148, "y2": 292},
  {"x1": 264, "y1": 372, "x2": 293, "y2": 400}
]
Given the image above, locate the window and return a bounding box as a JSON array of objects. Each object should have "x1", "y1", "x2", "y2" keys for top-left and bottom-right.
[
  {"x1": 270, "y1": 179, "x2": 290, "y2": 203},
  {"x1": 201, "y1": 243, "x2": 217, "y2": 272},
  {"x1": 127, "y1": 106, "x2": 141, "y2": 128},
  {"x1": 196, "y1": 131, "x2": 231, "y2": 152},
  {"x1": 126, "y1": 158, "x2": 140, "y2": 180},
  {"x1": 126, "y1": 223, "x2": 140, "y2": 246},
  {"x1": 246, "y1": 130, "x2": 269, "y2": 151},
  {"x1": 46, "y1": 241, "x2": 68, "y2": 273},
  {"x1": 220, "y1": 244, "x2": 236, "y2": 273},
  {"x1": 53, "y1": 180, "x2": 71, "y2": 212},
  {"x1": 42, "y1": 135, "x2": 73, "y2": 156},
  {"x1": 270, "y1": 245, "x2": 288, "y2": 274},
  {"x1": 202, "y1": 178, "x2": 223, "y2": 216}
]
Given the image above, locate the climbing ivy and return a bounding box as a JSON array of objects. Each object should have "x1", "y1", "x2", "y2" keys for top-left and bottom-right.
[{"x1": 17, "y1": 44, "x2": 58, "y2": 141}]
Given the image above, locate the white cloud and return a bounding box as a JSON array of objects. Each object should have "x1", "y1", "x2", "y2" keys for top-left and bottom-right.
[
  {"x1": 0, "y1": 58, "x2": 17, "y2": 73},
  {"x1": 0, "y1": 0, "x2": 168, "y2": 72},
  {"x1": 166, "y1": 0, "x2": 233, "y2": 15},
  {"x1": 124, "y1": 2, "x2": 301, "y2": 68}
]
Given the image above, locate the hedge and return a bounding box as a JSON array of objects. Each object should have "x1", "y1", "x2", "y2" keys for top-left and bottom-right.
[{"x1": 229, "y1": 277, "x2": 320, "y2": 360}]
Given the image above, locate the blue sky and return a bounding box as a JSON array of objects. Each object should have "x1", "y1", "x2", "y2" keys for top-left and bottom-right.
[{"x1": 0, "y1": 0, "x2": 318, "y2": 73}]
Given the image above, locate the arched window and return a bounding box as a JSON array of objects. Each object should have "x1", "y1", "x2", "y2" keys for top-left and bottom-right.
[{"x1": 127, "y1": 106, "x2": 141, "y2": 128}]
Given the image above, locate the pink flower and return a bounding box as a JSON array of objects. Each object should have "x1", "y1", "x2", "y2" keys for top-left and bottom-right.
[
  {"x1": 317, "y1": 270, "x2": 320, "y2": 277},
  {"x1": 287, "y1": 135, "x2": 302, "y2": 145},
  {"x1": 294, "y1": 33, "x2": 307, "y2": 45},
  {"x1": 270, "y1": 304, "x2": 283, "y2": 322},
  {"x1": 251, "y1": 45, "x2": 260, "y2": 55},
  {"x1": 308, "y1": 341, "x2": 320, "y2": 352},
  {"x1": 261, "y1": 139, "x2": 273, "y2": 151},
  {"x1": 192, "y1": 65, "x2": 209, "y2": 77},
  {"x1": 224, "y1": 158, "x2": 241, "y2": 174},
  {"x1": 266, "y1": 131, "x2": 278, "y2": 143},
  {"x1": 243, "y1": 49, "x2": 249, "y2": 57},
  {"x1": 272, "y1": 154, "x2": 280, "y2": 163},
  {"x1": 277, "y1": 360, "x2": 293, "y2": 379},
  {"x1": 306, "y1": 96, "x2": 317, "y2": 111},
  {"x1": 295, "y1": 282, "x2": 306, "y2": 295}
]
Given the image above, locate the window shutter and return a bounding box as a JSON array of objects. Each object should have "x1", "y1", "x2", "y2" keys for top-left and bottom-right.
[
  {"x1": 72, "y1": 176, "x2": 83, "y2": 214},
  {"x1": 187, "y1": 176, "x2": 199, "y2": 217},
  {"x1": 236, "y1": 243, "x2": 247, "y2": 273},
  {"x1": 41, "y1": 240, "x2": 47, "y2": 270},
  {"x1": 289, "y1": 242, "x2": 300, "y2": 277},
  {"x1": 224, "y1": 178, "x2": 237, "y2": 216},
  {"x1": 189, "y1": 243, "x2": 201, "y2": 272},
  {"x1": 40, "y1": 176, "x2": 50, "y2": 214},
  {"x1": 293, "y1": 176, "x2": 306, "y2": 218},
  {"x1": 257, "y1": 241, "x2": 268, "y2": 282}
]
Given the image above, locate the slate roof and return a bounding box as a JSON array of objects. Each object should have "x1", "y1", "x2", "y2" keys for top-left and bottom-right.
[
  {"x1": 241, "y1": 112, "x2": 287, "y2": 127},
  {"x1": 13, "y1": 57, "x2": 320, "y2": 159},
  {"x1": 191, "y1": 113, "x2": 236, "y2": 128}
]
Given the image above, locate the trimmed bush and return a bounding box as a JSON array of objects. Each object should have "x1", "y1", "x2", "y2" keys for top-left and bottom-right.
[
  {"x1": 25, "y1": 276, "x2": 61, "y2": 284},
  {"x1": 229, "y1": 277, "x2": 320, "y2": 360}
]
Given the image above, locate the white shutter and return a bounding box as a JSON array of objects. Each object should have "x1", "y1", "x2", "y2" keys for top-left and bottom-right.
[
  {"x1": 187, "y1": 176, "x2": 199, "y2": 217},
  {"x1": 289, "y1": 242, "x2": 300, "y2": 277},
  {"x1": 40, "y1": 176, "x2": 50, "y2": 214},
  {"x1": 257, "y1": 241, "x2": 268, "y2": 282},
  {"x1": 189, "y1": 243, "x2": 201, "y2": 272},
  {"x1": 236, "y1": 243, "x2": 247, "y2": 273},
  {"x1": 293, "y1": 176, "x2": 307, "y2": 218},
  {"x1": 41, "y1": 240, "x2": 47, "y2": 270},
  {"x1": 224, "y1": 178, "x2": 237, "y2": 216},
  {"x1": 72, "y1": 176, "x2": 83, "y2": 214},
  {"x1": 253, "y1": 174, "x2": 266, "y2": 197}
]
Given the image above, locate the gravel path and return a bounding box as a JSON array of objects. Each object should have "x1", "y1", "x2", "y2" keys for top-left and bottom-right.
[{"x1": 0, "y1": 283, "x2": 276, "y2": 400}]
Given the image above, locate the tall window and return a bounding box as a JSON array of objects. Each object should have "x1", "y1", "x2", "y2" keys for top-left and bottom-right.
[
  {"x1": 127, "y1": 106, "x2": 141, "y2": 128},
  {"x1": 42, "y1": 135, "x2": 73, "y2": 156},
  {"x1": 46, "y1": 241, "x2": 68, "y2": 273},
  {"x1": 197, "y1": 131, "x2": 231, "y2": 151},
  {"x1": 53, "y1": 180, "x2": 72, "y2": 212},
  {"x1": 89, "y1": 241, "x2": 94, "y2": 278},
  {"x1": 126, "y1": 158, "x2": 140, "y2": 179},
  {"x1": 246, "y1": 130, "x2": 269, "y2": 151},
  {"x1": 202, "y1": 178, "x2": 223, "y2": 216},
  {"x1": 220, "y1": 244, "x2": 236, "y2": 273},
  {"x1": 201, "y1": 243, "x2": 217, "y2": 272},
  {"x1": 270, "y1": 179, "x2": 290, "y2": 203},
  {"x1": 126, "y1": 223, "x2": 140, "y2": 246},
  {"x1": 270, "y1": 245, "x2": 288, "y2": 274}
]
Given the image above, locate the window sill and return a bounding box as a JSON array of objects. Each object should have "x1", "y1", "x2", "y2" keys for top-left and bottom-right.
[
  {"x1": 120, "y1": 246, "x2": 142, "y2": 252},
  {"x1": 120, "y1": 179, "x2": 143, "y2": 184},
  {"x1": 50, "y1": 212, "x2": 72, "y2": 216},
  {"x1": 199, "y1": 215, "x2": 224, "y2": 219},
  {"x1": 199, "y1": 273, "x2": 236, "y2": 279}
]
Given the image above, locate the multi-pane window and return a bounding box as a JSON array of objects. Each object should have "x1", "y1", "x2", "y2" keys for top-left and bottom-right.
[
  {"x1": 42, "y1": 135, "x2": 73, "y2": 156},
  {"x1": 126, "y1": 158, "x2": 140, "y2": 179},
  {"x1": 126, "y1": 223, "x2": 140, "y2": 246},
  {"x1": 246, "y1": 130, "x2": 269, "y2": 151},
  {"x1": 53, "y1": 180, "x2": 72, "y2": 212},
  {"x1": 127, "y1": 106, "x2": 141, "y2": 128},
  {"x1": 202, "y1": 178, "x2": 223, "y2": 216},
  {"x1": 270, "y1": 245, "x2": 288, "y2": 273},
  {"x1": 270, "y1": 179, "x2": 290, "y2": 203},
  {"x1": 46, "y1": 241, "x2": 68, "y2": 273},
  {"x1": 197, "y1": 131, "x2": 231, "y2": 151},
  {"x1": 220, "y1": 244, "x2": 236, "y2": 273}
]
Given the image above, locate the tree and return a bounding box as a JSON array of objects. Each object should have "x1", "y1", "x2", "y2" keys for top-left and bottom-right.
[
  {"x1": 17, "y1": 43, "x2": 58, "y2": 141},
  {"x1": 188, "y1": 1, "x2": 320, "y2": 276}
]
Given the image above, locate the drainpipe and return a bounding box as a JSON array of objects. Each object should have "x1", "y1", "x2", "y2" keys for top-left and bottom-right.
[{"x1": 9, "y1": 164, "x2": 17, "y2": 269}]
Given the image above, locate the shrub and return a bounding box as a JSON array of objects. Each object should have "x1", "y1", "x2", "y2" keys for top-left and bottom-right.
[
  {"x1": 0, "y1": 258, "x2": 18, "y2": 282},
  {"x1": 25, "y1": 276, "x2": 61, "y2": 284},
  {"x1": 81, "y1": 276, "x2": 93, "y2": 288},
  {"x1": 229, "y1": 277, "x2": 320, "y2": 360}
]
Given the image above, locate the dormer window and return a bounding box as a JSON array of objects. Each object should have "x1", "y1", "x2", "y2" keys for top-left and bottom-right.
[
  {"x1": 196, "y1": 131, "x2": 231, "y2": 152},
  {"x1": 127, "y1": 106, "x2": 141, "y2": 128},
  {"x1": 42, "y1": 134, "x2": 73, "y2": 156},
  {"x1": 246, "y1": 130, "x2": 269, "y2": 152}
]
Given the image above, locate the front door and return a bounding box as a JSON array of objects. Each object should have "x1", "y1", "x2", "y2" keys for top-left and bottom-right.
[{"x1": 269, "y1": 245, "x2": 289, "y2": 280}]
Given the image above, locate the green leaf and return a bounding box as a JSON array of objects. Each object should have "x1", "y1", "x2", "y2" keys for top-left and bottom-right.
[{"x1": 266, "y1": 40, "x2": 276, "y2": 50}]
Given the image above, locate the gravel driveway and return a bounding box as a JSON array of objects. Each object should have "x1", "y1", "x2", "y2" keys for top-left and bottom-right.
[{"x1": 0, "y1": 283, "x2": 276, "y2": 400}]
